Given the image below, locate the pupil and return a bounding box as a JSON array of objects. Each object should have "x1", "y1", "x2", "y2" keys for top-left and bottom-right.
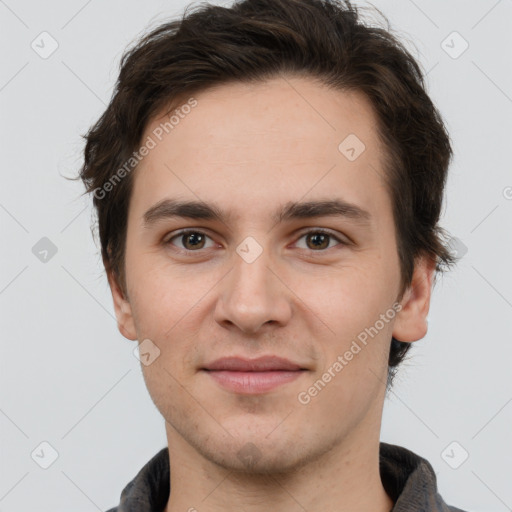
[
  {"x1": 185, "y1": 232, "x2": 204, "y2": 249},
  {"x1": 309, "y1": 233, "x2": 328, "y2": 249}
]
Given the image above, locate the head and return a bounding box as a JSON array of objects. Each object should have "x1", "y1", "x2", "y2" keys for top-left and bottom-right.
[{"x1": 79, "y1": 0, "x2": 454, "y2": 473}]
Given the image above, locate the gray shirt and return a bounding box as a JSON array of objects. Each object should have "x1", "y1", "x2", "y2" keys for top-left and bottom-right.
[{"x1": 106, "y1": 442, "x2": 468, "y2": 512}]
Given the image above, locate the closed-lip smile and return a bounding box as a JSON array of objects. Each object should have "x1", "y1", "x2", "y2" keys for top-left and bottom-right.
[{"x1": 202, "y1": 356, "x2": 307, "y2": 394}]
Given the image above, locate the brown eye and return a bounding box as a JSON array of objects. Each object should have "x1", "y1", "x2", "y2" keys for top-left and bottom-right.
[
  {"x1": 295, "y1": 229, "x2": 344, "y2": 251},
  {"x1": 181, "y1": 232, "x2": 206, "y2": 250},
  {"x1": 306, "y1": 232, "x2": 330, "y2": 250},
  {"x1": 166, "y1": 230, "x2": 215, "y2": 251}
]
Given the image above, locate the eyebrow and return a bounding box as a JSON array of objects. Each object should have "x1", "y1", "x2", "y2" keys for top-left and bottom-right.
[{"x1": 143, "y1": 198, "x2": 372, "y2": 227}]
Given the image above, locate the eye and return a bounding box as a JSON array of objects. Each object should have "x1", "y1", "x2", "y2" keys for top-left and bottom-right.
[
  {"x1": 294, "y1": 229, "x2": 345, "y2": 251},
  {"x1": 164, "y1": 230, "x2": 216, "y2": 251},
  {"x1": 163, "y1": 228, "x2": 347, "y2": 254}
]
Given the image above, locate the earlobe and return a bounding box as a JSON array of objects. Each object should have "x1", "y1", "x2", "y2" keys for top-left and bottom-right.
[
  {"x1": 108, "y1": 271, "x2": 138, "y2": 341},
  {"x1": 392, "y1": 255, "x2": 436, "y2": 343}
]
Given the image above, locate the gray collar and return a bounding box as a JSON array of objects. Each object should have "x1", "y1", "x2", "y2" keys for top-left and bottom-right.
[{"x1": 107, "y1": 442, "x2": 467, "y2": 512}]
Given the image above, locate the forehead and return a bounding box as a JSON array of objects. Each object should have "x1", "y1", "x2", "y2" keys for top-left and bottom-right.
[{"x1": 131, "y1": 76, "x2": 388, "y2": 220}]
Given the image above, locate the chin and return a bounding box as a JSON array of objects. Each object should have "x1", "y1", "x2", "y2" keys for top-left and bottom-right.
[
  {"x1": 194, "y1": 431, "x2": 331, "y2": 475},
  {"x1": 207, "y1": 445, "x2": 306, "y2": 474}
]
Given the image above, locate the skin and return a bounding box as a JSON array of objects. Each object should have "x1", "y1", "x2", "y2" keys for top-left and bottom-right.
[{"x1": 109, "y1": 76, "x2": 435, "y2": 512}]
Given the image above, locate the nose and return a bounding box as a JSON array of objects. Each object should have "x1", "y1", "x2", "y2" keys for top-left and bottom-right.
[{"x1": 213, "y1": 245, "x2": 292, "y2": 335}]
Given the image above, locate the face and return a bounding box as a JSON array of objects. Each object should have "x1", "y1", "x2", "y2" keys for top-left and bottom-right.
[{"x1": 110, "y1": 76, "x2": 433, "y2": 473}]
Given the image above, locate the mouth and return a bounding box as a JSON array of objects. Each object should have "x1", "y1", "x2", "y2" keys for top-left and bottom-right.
[{"x1": 201, "y1": 356, "x2": 308, "y2": 394}]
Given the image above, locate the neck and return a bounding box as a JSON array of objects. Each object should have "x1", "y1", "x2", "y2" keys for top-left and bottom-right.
[{"x1": 164, "y1": 429, "x2": 393, "y2": 512}]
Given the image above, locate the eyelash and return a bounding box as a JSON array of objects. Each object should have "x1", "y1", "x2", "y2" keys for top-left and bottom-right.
[{"x1": 163, "y1": 228, "x2": 348, "y2": 254}]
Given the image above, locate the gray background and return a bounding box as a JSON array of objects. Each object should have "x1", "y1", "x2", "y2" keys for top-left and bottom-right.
[{"x1": 1, "y1": 0, "x2": 511, "y2": 511}]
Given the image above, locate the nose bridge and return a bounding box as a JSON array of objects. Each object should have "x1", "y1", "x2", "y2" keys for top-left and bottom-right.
[
  {"x1": 233, "y1": 241, "x2": 272, "y2": 298},
  {"x1": 215, "y1": 236, "x2": 291, "y2": 333}
]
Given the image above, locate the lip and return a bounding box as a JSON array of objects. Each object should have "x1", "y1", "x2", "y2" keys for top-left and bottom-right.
[
  {"x1": 204, "y1": 356, "x2": 304, "y2": 372},
  {"x1": 202, "y1": 356, "x2": 307, "y2": 394}
]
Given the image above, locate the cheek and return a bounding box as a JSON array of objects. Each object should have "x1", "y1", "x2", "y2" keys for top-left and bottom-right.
[
  {"x1": 127, "y1": 264, "x2": 208, "y2": 370},
  {"x1": 298, "y1": 277, "x2": 396, "y2": 419},
  {"x1": 130, "y1": 278, "x2": 203, "y2": 413},
  {"x1": 290, "y1": 262, "x2": 399, "y2": 400},
  {"x1": 291, "y1": 259, "x2": 397, "y2": 332},
  {"x1": 125, "y1": 247, "x2": 194, "y2": 330}
]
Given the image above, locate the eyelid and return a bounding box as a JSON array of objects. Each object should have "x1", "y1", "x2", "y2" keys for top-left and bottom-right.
[
  {"x1": 163, "y1": 228, "x2": 218, "y2": 250},
  {"x1": 164, "y1": 227, "x2": 349, "y2": 253},
  {"x1": 293, "y1": 227, "x2": 350, "y2": 245}
]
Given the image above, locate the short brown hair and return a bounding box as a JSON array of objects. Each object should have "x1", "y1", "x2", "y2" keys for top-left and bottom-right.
[{"x1": 78, "y1": 0, "x2": 455, "y2": 386}]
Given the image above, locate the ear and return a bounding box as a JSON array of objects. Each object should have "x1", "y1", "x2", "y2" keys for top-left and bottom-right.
[
  {"x1": 107, "y1": 271, "x2": 137, "y2": 341},
  {"x1": 392, "y1": 255, "x2": 436, "y2": 343}
]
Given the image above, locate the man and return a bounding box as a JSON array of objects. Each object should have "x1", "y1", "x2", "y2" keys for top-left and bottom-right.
[{"x1": 79, "y1": 0, "x2": 466, "y2": 510}]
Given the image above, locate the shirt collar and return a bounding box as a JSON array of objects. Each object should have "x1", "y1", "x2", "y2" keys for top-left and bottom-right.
[
  {"x1": 379, "y1": 442, "x2": 465, "y2": 512},
  {"x1": 109, "y1": 442, "x2": 465, "y2": 512}
]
